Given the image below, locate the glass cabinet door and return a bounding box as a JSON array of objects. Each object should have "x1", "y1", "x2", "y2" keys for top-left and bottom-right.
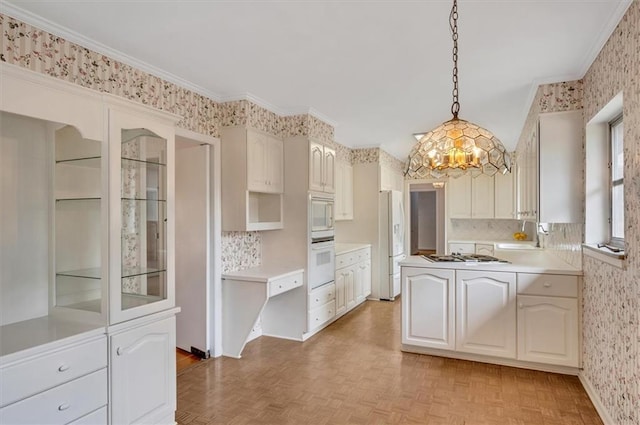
[
  {"x1": 109, "y1": 107, "x2": 175, "y2": 324},
  {"x1": 120, "y1": 128, "x2": 167, "y2": 310}
]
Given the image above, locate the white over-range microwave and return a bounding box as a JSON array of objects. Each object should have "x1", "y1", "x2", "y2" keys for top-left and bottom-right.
[{"x1": 310, "y1": 195, "x2": 334, "y2": 241}]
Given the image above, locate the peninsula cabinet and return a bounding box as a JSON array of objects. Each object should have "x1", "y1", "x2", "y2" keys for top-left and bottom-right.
[
  {"x1": 516, "y1": 273, "x2": 579, "y2": 367},
  {"x1": 401, "y1": 267, "x2": 455, "y2": 350},
  {"x1": 309, "y1": 140, "x2": 336, "y2": 193},
  {"x1": 401, "y1": 261, "x2": 581, "y2": 372},
  {"x1": 221, "y1": 127, "x2": 284, "y2": 231},
  {"x1": 456, "y1": 270, "x2": 516, "y2": 359},
  {"x1": 0, "y1": 63, "x2": 180, "y2": 425}
]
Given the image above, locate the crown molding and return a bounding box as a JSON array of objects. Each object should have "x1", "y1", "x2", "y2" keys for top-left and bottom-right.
[
  {"x1": 577, "y1": 0, "x2": 633, "y2": 78},
  {"x1": 0, "y1": 2, "x2": 223, "y2": 103},
  {"x1": 219, "y1": 93, "x2": 338, "y2": 128}
]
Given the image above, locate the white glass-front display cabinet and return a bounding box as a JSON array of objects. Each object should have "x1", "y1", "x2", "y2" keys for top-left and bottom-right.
[
  {"x1": 108, "y1": 104, "x2": 175, "y2": 324},
  {"x1": 54, "y1": 124, "x2": 107, "y2": 321}
]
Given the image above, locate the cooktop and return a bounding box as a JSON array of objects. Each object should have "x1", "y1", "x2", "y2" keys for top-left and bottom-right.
[{"x1": 422, "y1": 253, "x2": 510, "y2": 264}]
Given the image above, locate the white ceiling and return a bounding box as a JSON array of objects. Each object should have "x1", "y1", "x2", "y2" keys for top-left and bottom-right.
[{"x1": 2, "y1": 0, "x2": 631, "y2": 159}]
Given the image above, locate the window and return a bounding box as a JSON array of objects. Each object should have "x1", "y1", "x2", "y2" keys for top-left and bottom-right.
[{"x1": 609, "y1": 115, "x2": 624, "y2": 246}]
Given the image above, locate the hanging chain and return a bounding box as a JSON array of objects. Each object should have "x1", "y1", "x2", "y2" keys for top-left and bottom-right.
[{"x1": 450, "y1": 0, "x2": 460, "y2": 119}]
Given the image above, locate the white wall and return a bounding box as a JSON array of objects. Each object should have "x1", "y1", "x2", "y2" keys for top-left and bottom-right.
[{"x1": 0, "y1": 112, "x2": 50, "y2": 325}]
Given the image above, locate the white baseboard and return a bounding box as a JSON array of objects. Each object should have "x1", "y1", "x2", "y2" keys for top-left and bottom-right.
[{"x1": 578, "y1": 372, "x2": 615, "y2": 425}]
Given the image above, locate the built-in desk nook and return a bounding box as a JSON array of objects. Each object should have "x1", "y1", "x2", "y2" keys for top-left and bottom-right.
[{"x1": 222, "y1": 265, "x2": 304, "y2": 358}]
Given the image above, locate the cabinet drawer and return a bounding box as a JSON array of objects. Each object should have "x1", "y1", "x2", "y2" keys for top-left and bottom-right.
[
  {"x1": 0, "y1": 368, "x2": 107, "y2": 425},
  {"x1": 356, "y1": 248, "x2": 370, "y2": 263},
  {"x1": 517, "y1": 273, "x2": 578, "y2": 297},
  {"x1": 309, "y1": 282, "x2": 336, "y2": 309},
  {"x1": 336, "y1": 253, "x2": 357, "y2": 269},
  {"x1": 0, "y1": 336, "x2": 107, "y2": 407},
  {"x1": 308, "y1": 300, "x2": 336, "y2": 329},
  {"x1": 269, "y1": 272, "x2": 303, "y2": 297},
  {"x1": 69, "y1": 406, "x2": 107, "y2": 425}
]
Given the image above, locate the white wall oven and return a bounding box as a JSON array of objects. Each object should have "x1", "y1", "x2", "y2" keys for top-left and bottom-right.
[{"x1": 309, "y1": 239, "x2": 335, "y2": 290}]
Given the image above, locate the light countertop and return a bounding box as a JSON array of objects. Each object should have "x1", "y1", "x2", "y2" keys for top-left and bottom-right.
[
  {"x1": 222, "y1": 264, "x2": 304, "y2": 283},
  {"x1": 448, "y1": 239, "x2": 537, "y2": 246},
  {"x1": 401, "y1": 250, "x2": 581, "y2": 275},
  {"x1": 335, "y1": 243, "x2": 371, "y2": 255}
]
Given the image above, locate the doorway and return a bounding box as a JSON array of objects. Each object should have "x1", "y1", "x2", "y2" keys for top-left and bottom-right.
[
  {"x1": 405, "y1": 181, "x2": 446, "y2": 256},
  {"x1": 174, "y1": 128, "x2": 221, "y2": 360}
]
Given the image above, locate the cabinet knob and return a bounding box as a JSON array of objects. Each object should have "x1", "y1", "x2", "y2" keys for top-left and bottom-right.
[
  {"x1": 58, "y1": 403, "x2": 71, "y2": 411},
  {"x1": 116, "y1": 347, "x2": 124, "y2": 356},
  {"x1": 279, "y1": 285, "x2": 283, "y2": 289},
  {"x1": 518, "y1": 303, "x2": 524, "y2": 309},
  {"x1": 57, "y1": 364, "x2": 70, "y2": 372},
  {"x1": 315, "y1": 298, "x2": 319, "y2": 302},
  {"x1": 543, "y1": 283, "x2": 551, "y2": 288}
]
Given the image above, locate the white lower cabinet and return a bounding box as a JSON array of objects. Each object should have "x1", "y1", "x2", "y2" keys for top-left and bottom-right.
[
  {"x1": 402, "y1": 266, "x2": 580, "y2": 370},
  {"x1": 401, "y1": 267, "x2": 455, "y2": 350},
  {"x1": 308, "y1": 283, "x2": 336, "y2": 331},
  {"x1": 516, "y1": 273, "x2": 579, "y2": 367},
  {"x1": 334, "y1": 246, "x2": 371, "y2": 320},
  {"x1": 456, "y1": 270, "x2": 516, "y2": 359},
  {"x1": 109, "y1": 316, "x2": 177, "y2": 425}
]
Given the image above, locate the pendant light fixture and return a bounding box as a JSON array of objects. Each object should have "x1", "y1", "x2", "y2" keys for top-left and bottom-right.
[{"x1": 405, "y1": 0, "x2": 511, "y2": 179}]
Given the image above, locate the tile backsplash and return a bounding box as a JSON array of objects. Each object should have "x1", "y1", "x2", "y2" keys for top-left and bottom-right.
[{"x1": 448, "y1": 219, "x2": 536, "y2": 242}]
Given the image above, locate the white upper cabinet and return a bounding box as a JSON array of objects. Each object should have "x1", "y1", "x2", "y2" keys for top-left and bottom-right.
[
  {"x1": 447, "y1": 174, "x2": 472, "y2": 218},
  {"x1": 517, "y1": 110, "x2": 582, "y2": 223},
  {"x1": 447, "y1": 170, "x2": 516, "y2": 220},
  {"x1": 335, "y1": 160, "x2": 354, "y2": 221},
  {"x1": 309, "y1": 140, "x2": 335, "y2": 193},
  {"x1": 221, "y1": 127, "x2": 284, "y2": 231},
  {"x1": 471, "y1": 174, "x2": 494, "y2": 218},
  {"x1": 494, "y1": 167, "x2": 515, "y2": 219},
  {"x1": 538, "y1": 111, "x2": 583, "y2": 223},
  {"x1": 247, "y1": 129, "x2": 284, "y2": 194}
]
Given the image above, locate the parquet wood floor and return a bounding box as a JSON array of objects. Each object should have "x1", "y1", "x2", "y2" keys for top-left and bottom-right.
[
  {"x1": 177, "y1": 348, "x2": 202, "y2": 373},
  {"x1": 176, "y1": 299, "x2": 602, "y2": 425}
]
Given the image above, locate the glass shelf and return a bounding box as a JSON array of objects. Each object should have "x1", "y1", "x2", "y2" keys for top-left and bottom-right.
[
  {"x1": 122, "y1": 266, "x2": 166, "y2": 279},
  {"x1": 56, "y1": 157, "x2": 101, "y2": 168},
  {"x1": 121, "y1": 198, "x2": 166, "y2": 202},
  {"x1": 56, "y1": 267, "x2": 101, "y2": 279},
  {"x1": 121, "y1": 157, "x2": 166, "y2": 167},
  {"x1": 122, "y1": 293, "x2": 164, "y2": 310},
  {"x1": 56, "y1": 197, "x2": 101, "y2": 202}
]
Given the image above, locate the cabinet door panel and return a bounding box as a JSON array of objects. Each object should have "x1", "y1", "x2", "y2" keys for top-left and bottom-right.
[
  {"x1": 247, "y1": 131, "x2": 268, "y2": 192},
  {"x1": 471, "y1": 174, "x2": 494, "y2": 218},
  {"x1": 309, "y1": 142, "x2": 325, "y2": 192},
  {"x1": 323, "y1": 146, "x2": 336, "y2": 193},
  {"x1": 401, "y1": 268, "x2": 455, "y2": 350},
  {"x1": 494, "y1": 169, "x2": 515, "y2": 219},
  {"x1": 447, "y1": 174, "x2": 472, "y2": 218},
  {"x1": 267, "y1": 137, "x2": 284, "y2": 193},
  {"x1": 110, "y1": 317, "x2": 176, "y2": 425},
  {"x1": 517, "y1": 295, "x2": 578, "y2": 366},
  {"x1": 456, "y1": 271, "x2": 516, "y2": 358},
  {"x1": 335, "y1": 271, "x2": 346, "y2": 315},
  {"x1": 345, "y1": 268, "x2": 355, "y2": 309}
]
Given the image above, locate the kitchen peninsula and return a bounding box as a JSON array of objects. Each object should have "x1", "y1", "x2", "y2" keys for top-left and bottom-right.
[{"x1": 400, "y1": 248, "x2": 582, "y2": 374}]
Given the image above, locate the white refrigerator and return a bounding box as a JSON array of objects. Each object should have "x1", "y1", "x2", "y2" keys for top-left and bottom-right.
[{"x1": 379, "y1": 190, "x2": 405, "y2": 300}]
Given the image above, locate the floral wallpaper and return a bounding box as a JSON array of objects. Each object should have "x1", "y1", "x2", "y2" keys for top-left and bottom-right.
[
  {"x1": 580, "y1": 1, "x2": 640, "y2": 423},
  {"x1": 221, "y1": 232, "x2": 261, "y2": 274},
  {"x1": 518, "y1": 80, "x2": 584, "y2": 149},
  {"x1": 352, "y1": 147, "x2": 380, "y2": 164},
  {"x1": 379, "y1": 149, "x2": 406, "y2": 173},
  {"x1": 0, "y1": 15, "x2": 219, "y2": 138}
]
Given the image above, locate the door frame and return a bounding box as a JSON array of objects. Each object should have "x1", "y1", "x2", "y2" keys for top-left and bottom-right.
[
  {"x1": 175, "y1": 127, "x2": 222, "y2": 358},
  {"x1": 404, "y1": 179, "x2": 447, "y2": 256}
]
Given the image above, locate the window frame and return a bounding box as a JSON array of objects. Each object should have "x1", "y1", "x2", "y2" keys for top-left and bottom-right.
[{"x1": 609, "y1": 114, "x2": 624, "y2": 248}]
